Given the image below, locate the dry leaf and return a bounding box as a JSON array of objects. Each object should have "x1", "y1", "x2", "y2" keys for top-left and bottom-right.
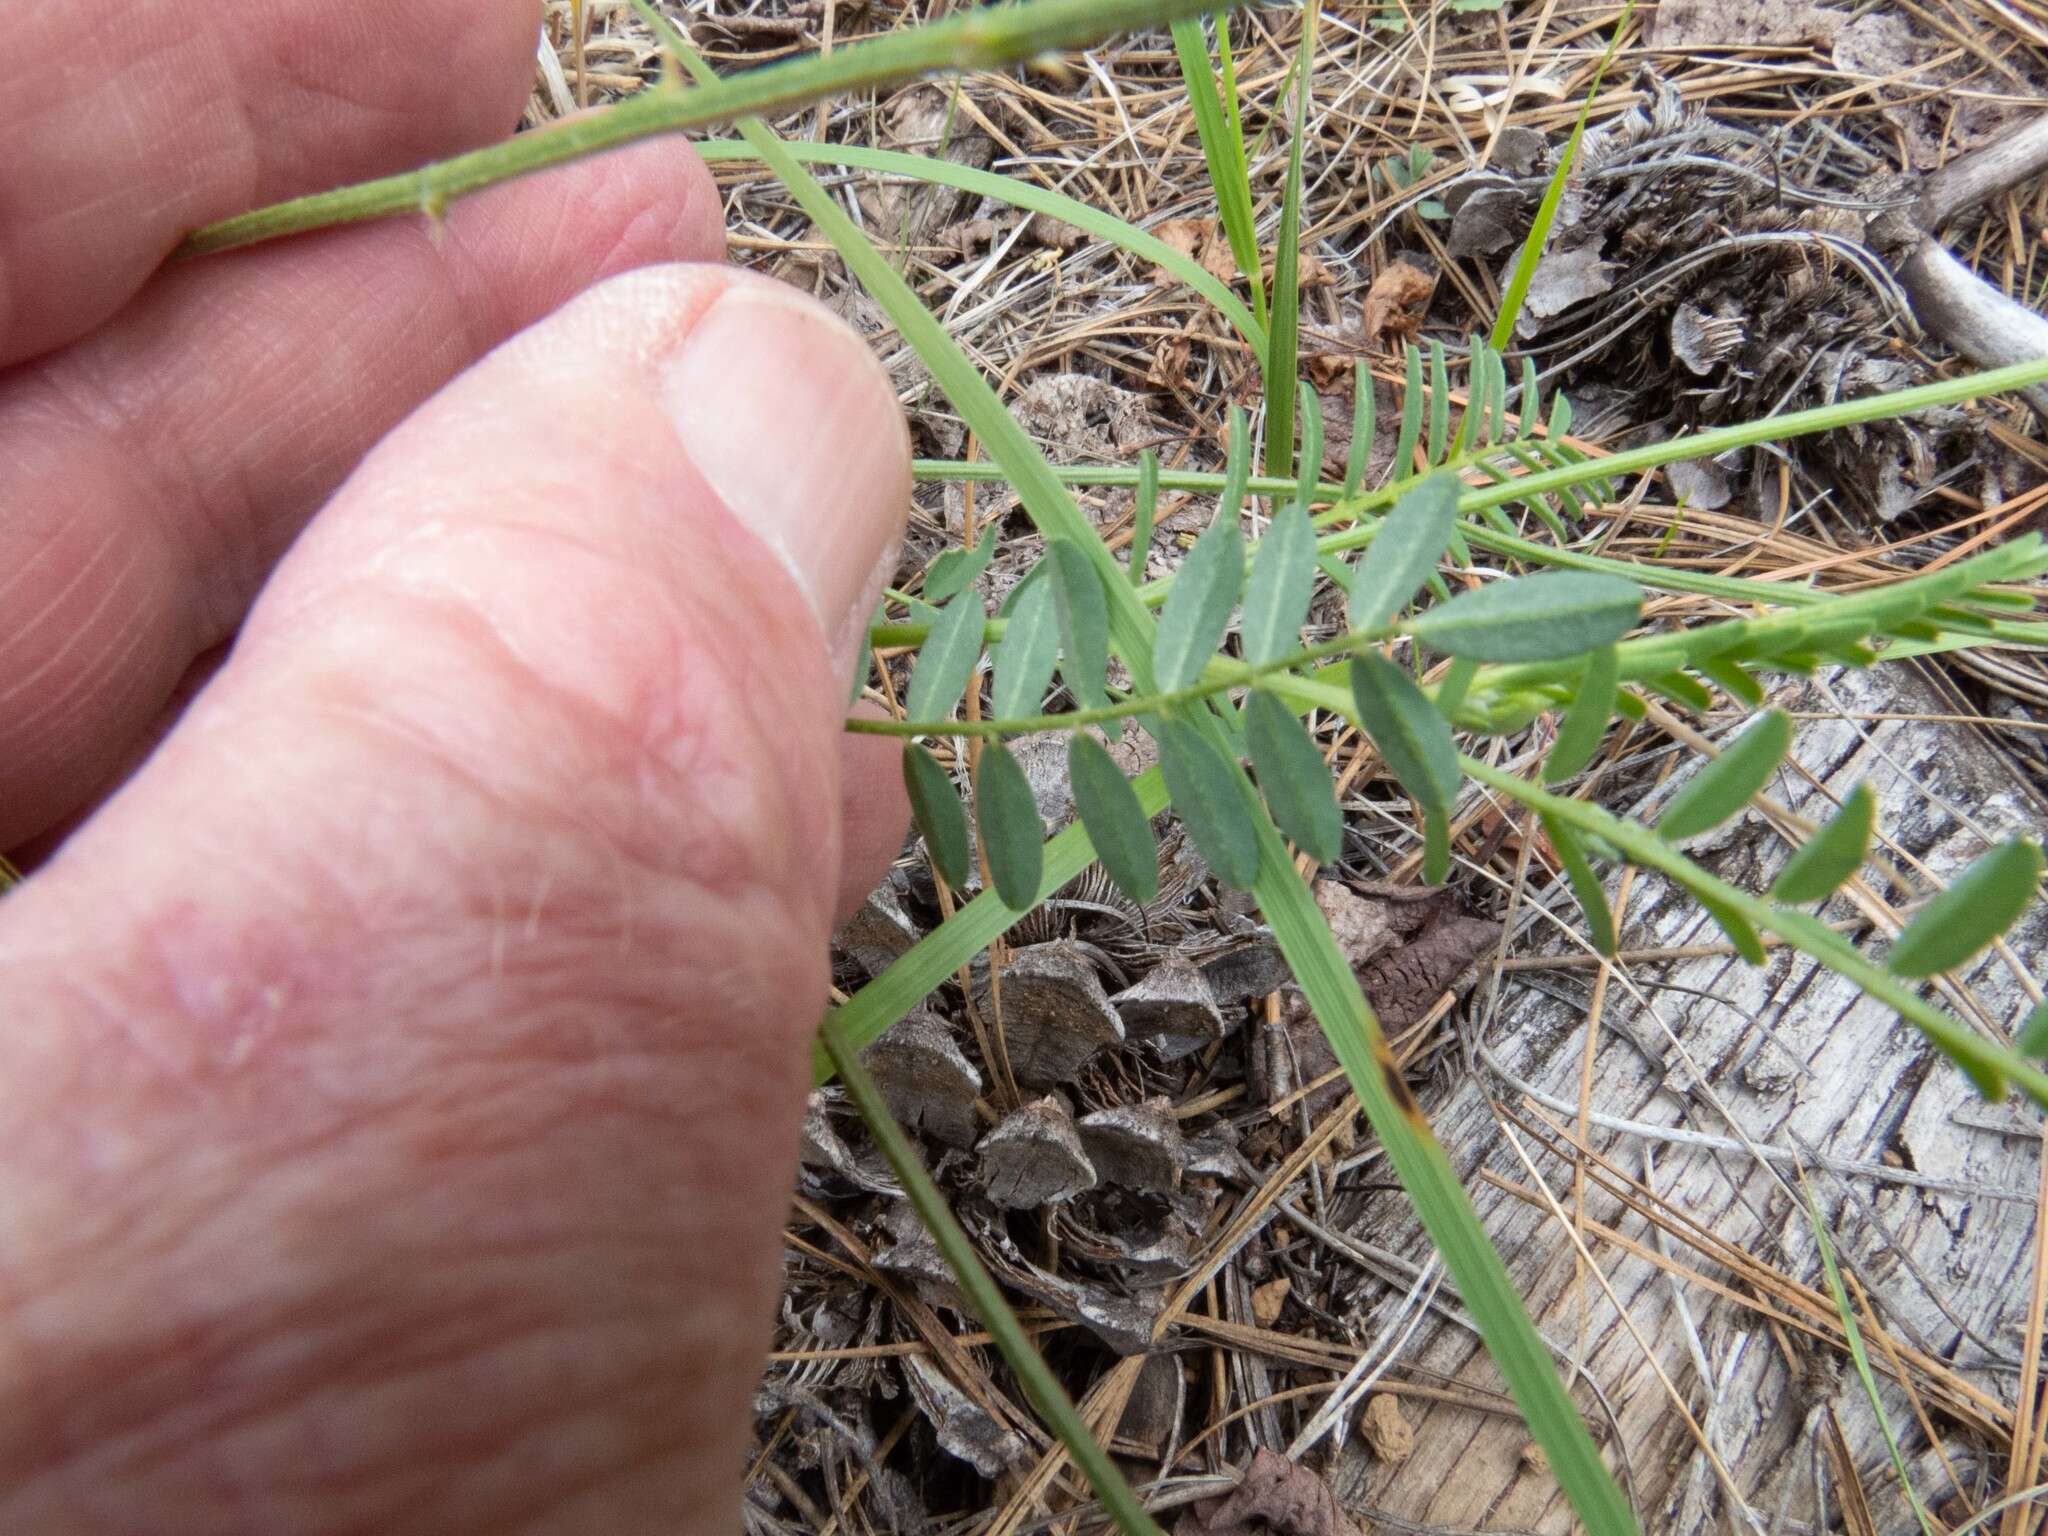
[
  {"x1": 1250, "y1": 1275, "x2": 1291, "y2": 1328},
  {"x1": 1153, "y1": 216, "x2": 1240, "y2": 286},
  {"x1": 1358, "y1": 1392, "x2": 1416, "y2": 1464},
  {"x1": 1174, "y1": 1449, "x2": 1364, "y2": 1536},
  {"x1": 1362, "y1": 252, "x2": 1438, "y2": 350}
]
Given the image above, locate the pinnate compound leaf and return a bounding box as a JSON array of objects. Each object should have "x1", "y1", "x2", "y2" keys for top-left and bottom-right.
[
  {"x1": 1242, "y1": 498, "x2": 1318, "y2": 665},
  {"x1": 992, "y1": 571, "x2": 1060, "y2": 721},
  {"x1": 1541, "y1": 811, "x2": 1616, "y2": 955},
  {"x1": 924, "y1": 525, "x2": 997, "y2": 604},
  {"x1": 1349, "y1": 472, "x2": 1459, "y2": 631},
  {"x1": 1243, "y1": 689, "x2": 1342, "y2": 863},
  {"x1": 1068, "y1": 733, "x2": 1159, "y2": 905},
  {"x1": 1155, "y1": 511, "x2": 1244, "y2": 691},
  {"x1": 1544, "y1": 644, "x2": 1618, "y2": 784},
  {"x1": 1889, "y1": 838, "x2": 2044, "y2": 978},
  {"x1": 906, "y1": 594, "x2": 985, "y2": 723},
  {"x1": 1770, "y1": 783, "x2": 1875, "y2": 904},
  {"x1": 1657, "y1": 709, "x2": 1793, "y2": 842},
  {"x1": 1155, "y1": 718, "x2": 1261, "y2": 888},
  {"x1": 903, "y1": 745, "x2": 970, "y2": 891},
  {"x1": 976, "y1": 743, "x2": 1044, "y2": 909},
  {"x1": 1410, "y1": 573, "x2": 1641, "y2": 662},
  {"x1": 1047, "y1": 539, "x2": 1110, "y2": 712},
  {"x1": 1350, "y1": 653, "x2": 1460, "y2": 815}
]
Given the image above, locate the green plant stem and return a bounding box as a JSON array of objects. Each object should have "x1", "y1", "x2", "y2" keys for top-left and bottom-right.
[
  {"x1": 820, "y1": 1022, "x2": 1166, "y2": 1536},
  {"x1": 847, "y1": 626, "x2": 1384, "y2": 738},
  {"x1": 179, "y1": 0, "x2": 1251, "y2": 257}
]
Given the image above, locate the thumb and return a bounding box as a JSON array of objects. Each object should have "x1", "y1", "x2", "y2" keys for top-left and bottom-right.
[{"x1": 0, "y1": 266, "x2": 908, "y2": 1532}]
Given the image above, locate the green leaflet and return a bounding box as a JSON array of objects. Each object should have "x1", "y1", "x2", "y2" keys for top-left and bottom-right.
[
  {"x1": 1243, "y1": 689, "x2": 1343, "y2": 864},
  {"x1": 1426, "y1": 338, "x2": 1450, "y2": 467},
  {"x1": 1657, "y1": 709, "x2": 1793, "y2": 842},
  {"x1": 1392, "y1": 344, "x2": 1423, "y2": 475},
  {"x1": 1154, "y1": 717, "x2": 1262, "y2": 888},
  {"x1": 1130, "y1": 448, "x2": 1159, "y2": 586},
  {"x1": 924, "y1": 524, "x2": 997, "y2": 603},
  {"x1": 1348, "y1": 471, "x2": 1459, "y2": 631},
  {"x1": 2018, "y1": 998, "x2": 2048, "y2": 1058},
  {"x1": 1048, "y1": 538, "x2": 1111, "y2": 713},
  {"x1": 1542, "y1": 810, "x2": 1616, "y2": 955},
  {"x1": 1068, "y1": 733, "x2": 1160, "y2": 905},
  {"x1": 1697, "y1": 654, "x2": 1765, "y2": 708},
  {"x1": 906, "y1": 593, "x2": 985, "y2": 723},
  {"x1": 1544, "y1": 644, "x2": 1619, "y2": 784},
  {"x1": 1243, "y1": 497, "x2": 1319, "y2": 665},
  {"x1": 976, "y1": 743, "x2": 1045, "y2": 909},
  {"x1": 1292, "y1": 384, "x2": 1324, "y2": 517},
  {"x1": 1350, "y1": 653, "x2": 1461, "y2": 816},
  {"x1": 1409, "y1": 572, "x2": 1642, "y2": 663},
  {"x1": 1643, "y1": 670, "x2": 1716, "y2": 713},
  {"x1": 1155, "y1": 507, "x2": 1244, "y2": 691},
  {"x1": 1770, "y1": 783, "x2": 1875, "y2": 904},
  {"x1": 1888, "y1": 837, "x2": 2044, "y2": 979},
  {"x1": 903, "y1": 744, "x2": 971, "y2": 891},
  {"x1": 992, "y1": 569, "x2": 1062, "y2": 720},
  {"x1": 1341, "y1": 359, "x2": 1376, "y2": 499},
  {"x1": 1699, "y1": 888, "x2": 1768, "y2": 964}
]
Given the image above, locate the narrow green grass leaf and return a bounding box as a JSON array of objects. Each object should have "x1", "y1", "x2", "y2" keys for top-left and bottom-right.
[
  {"x1": 1542, "y1": 811, "x2": 1617, "y2": 954},
  {"x1": 1410, "y1": 573, "x2": 1642, "y2": 662},
  {"x1": 1351, "y1": 653, "x2": 1461, "y2": 815},
  {"x1": 1889, "y1": 838, "x2": 2044, "y2": 978},
  {"x1": 903, "y1": 745, "x2": 971, "y2": 891},
  {"x1": 1544, "y1": 644, "x2": 1619, "y2": 784},
  {"x1": 906, "y1": 593, "x2": 985, "y2": 722},
  {"x1": 1342, "y1": 360, "x2": 1376, "y2": 499},
  {"x1": 2019, "y1": 998, "x2": 2048, "y2": 1058},
  {"x1": 1262, "y1": 5, "x2": 1316, "y2": 479},
  {"x1": 1243, "y1": 498, "x2": 1318, "y2": 664},
  {"x1": 1802, "y1": 1181, "x2": 1941, "y2": 1536},
  {"x1": 1657, "y1": 708, "x2": 1793, "y2": 842},
  {"x1": 1392, "y1": 344, "x2": 1423, "y2": 476},
  {"x1": 1155, "y1": 718, "x2": 1262, "y2": 887},
  {"x1": 1048, "y1": 538, "x2": 1111, "y2": 711},
  {"x1": 992, "y1": 571, "x2": 1061, "y2": 720},
  {"x1": 1068, "y1": 733, "x2": 1160, "y2": 905},
  {"x1": 1770, "y1": 783, "x2": 1875, "y2": 904},
  {"x1": 1130, "y1": 448, "x2": 1159, "y2": 586},
  {"x1": 924, "y1": 524, "x2": 996, "y2": 603},
  {"x1": 1489, "y1": 6, "x2": 1630, "y2": 349},
  {"x1": 977, "y1": 743, "x2": 1044, "y2": 908},
  {"x1": 1244, "y1": 689, "x2": 1343, "y2": 863},
  {"x1": 1155, "y1": 511, "x2": 1244, "y2": 691},
  {"x1": 1348, "y1": 472, "x2": 1459, "y2": 630},
  {"x1": 1171, "y1": 17, "x2": 1266, "y2": 327}
]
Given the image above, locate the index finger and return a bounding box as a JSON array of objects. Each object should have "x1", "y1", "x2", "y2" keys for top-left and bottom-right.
[{"x1": 0, "y1": 0, "x2": 541, "y2": 370}]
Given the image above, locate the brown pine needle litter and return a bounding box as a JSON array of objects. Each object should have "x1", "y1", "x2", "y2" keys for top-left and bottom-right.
[{"x1": 539, "y1": 4, "x2": 2047, "y2": 1533}]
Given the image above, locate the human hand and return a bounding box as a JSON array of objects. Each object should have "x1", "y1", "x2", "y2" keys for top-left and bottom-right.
[{"x1": 0, "y1": 3, "x2": 910, "y2": 1530}]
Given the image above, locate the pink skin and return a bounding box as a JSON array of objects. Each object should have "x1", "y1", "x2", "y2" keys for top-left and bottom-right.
[{"x1": 0, "y1": 3, "x2": 910, "y2": 1531}]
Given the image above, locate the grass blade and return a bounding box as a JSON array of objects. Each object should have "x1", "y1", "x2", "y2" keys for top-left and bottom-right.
[
  {"x1": 1069, "y1": 733, "x2": 1160, "y2": 905},
  {"x1": 1544, "y1": 644, "x2": 1619, "y2": 784},
  {"x1": 1170, "y1": 17, "x2": 1266, "y2": 327},
  {"x1": 1263, "y1": 4, "x2": 1317, "y2": 479},
  {"x1": 1770, "y1": 783, "x2": 1876, "y2": 904},
  {"x1": 1155, "y1": 718, "x2": 1262, "y2": 887},
  {"x1": 1656, "y1": 708, "x2": 1793, "y2": 842},
  {"x1": 1888, "y1": 838, "x2": 2044, "y2": 978},
  {"x1": 1348, "y1": 471, "x2": 1459, "y2": 630},
  {"x1": 1409, "y1": 572, "x2": 1641, "y2": 662},
  {"x1": 903, "y1": 745, "x2": 971, "y2": 892},
  {"x1": 977, "y1": 742, "x2": 1044, "y2": 908},
  {"x1": 1244, "y1": 689, "x2": 1343, "y2": 863},
  {"x1": 906, "y1": 593, "x2": 985, "y2": 722},
  {"x1": 1350, "y1": 653, "x2": 1461, "y2": 816}
]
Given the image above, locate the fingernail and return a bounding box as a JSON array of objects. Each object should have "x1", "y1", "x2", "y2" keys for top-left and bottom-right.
[{"x1": 661, "y1": 282, "x2": 908, "y2": 670}]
